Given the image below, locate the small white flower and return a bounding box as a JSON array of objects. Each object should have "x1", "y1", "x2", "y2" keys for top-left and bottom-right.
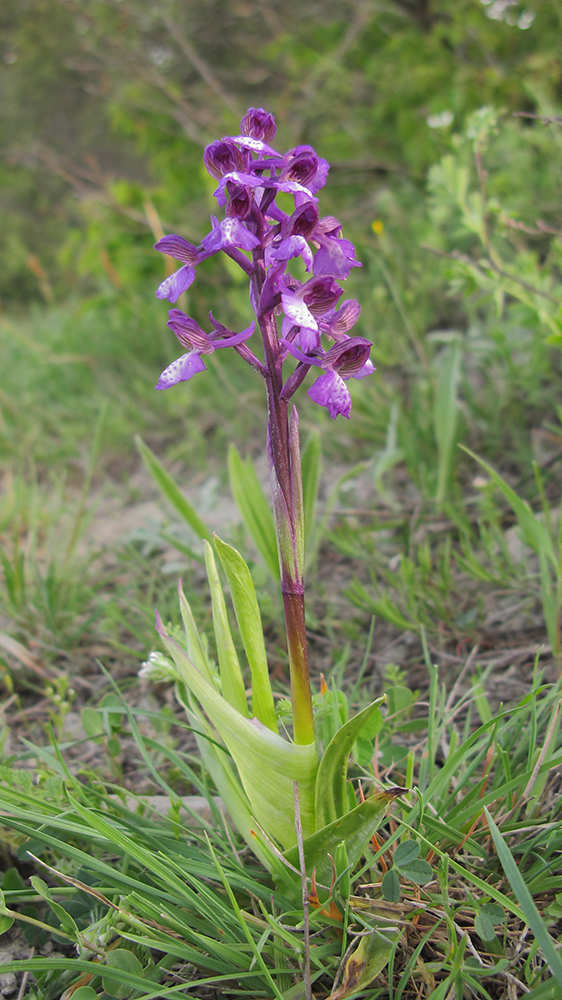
[
  {"x1": 139, "y1": 650, "x2": 177, "y2": 682},
  {"x1": 427, "y1": 110, "x2": 454, "y2": 129}
]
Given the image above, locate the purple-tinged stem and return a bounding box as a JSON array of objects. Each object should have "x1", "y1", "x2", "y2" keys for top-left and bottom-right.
[{"x1": 251, "y1": 244, "x2": 314, "y2": 745}]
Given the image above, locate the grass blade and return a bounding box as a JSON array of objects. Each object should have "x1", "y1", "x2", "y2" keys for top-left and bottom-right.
[
  {"x1": 485, "y1": 807, "x2": 562, "y2": 988},
  {"x1": 135, "y1": 434, "x2": 212, "y2": 543}
]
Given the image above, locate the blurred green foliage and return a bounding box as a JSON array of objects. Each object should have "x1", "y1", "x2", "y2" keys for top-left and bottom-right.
[{"x1": 1, "y1": 0, "x2": 560, "y2": 309}]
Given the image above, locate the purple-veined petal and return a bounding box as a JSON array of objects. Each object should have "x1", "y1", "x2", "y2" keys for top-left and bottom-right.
[
  {"x1": 270, "y1": 235, "x2": 313, "y2": 272},
  {"x1": 315, "y1": 216, "x2": 342, "y2": 238},
  {"x1": 225, "y1": 183, "x2": 254, "y2": 220},
  {"x1": 302, "y1": 275, "x2": 343, "y2": 316},
  {"x1": 167, "y1": 310, "x2": 212, "y2": 352},
  {"x1": 240, "y1": 108, "x2": 276, "y2": 142},
  {"x1": 281, "y1": 291, "x2": 318, "y2": 331},
  {"x1": 154, "y1": 234, "x2": 199, "y2": 263},
  {"x1": 353, "y1": 359, "x2": 376, "y2": 379},
  {"x1": 325, "y1": 336, "x2": 373, "y2": 376},
  {"x1": 155, "y1": 351, "x2": 207, "y2": 390},
  {"x1": 204, "y1": 139, "x2": 248, "y2": 179},
  {"x1": 332, "y1": 300, "x2": 361, "y2": 335},
  {"x1": 285, "y1": 202, "x2": 319, "y2": 240},
  {"x1": 313, "y1": 238, "x2": 362, "y2": 278},
  {"x1": 307, "y1": 370, "x2": 351, "y2": 419},
  {"x1": 156, "y1": 264, "x2": 196, "y2": 303}
]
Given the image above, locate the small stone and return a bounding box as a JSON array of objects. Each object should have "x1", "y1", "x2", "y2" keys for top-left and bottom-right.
[{"x1": 0, "y1": 971, "x2": 17, "y2": 996}]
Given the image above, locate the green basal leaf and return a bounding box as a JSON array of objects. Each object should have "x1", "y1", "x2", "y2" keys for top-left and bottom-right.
[
  {"x1": 228, "y1": 445, "x2": 279, "y2": 580},
  {"x1": 204, "y1": 541, "x2": 248, "y2": 717},
  {"x1": 158, "y1": 619, "x2": 317, "y2": 850},
  {"x1": 284, "y1": 788, "x2": 404, "y2": 889},
  {"x1": 315, "y1": 697, "x2": 386, "y2": 829},
  {"x1": 213, "y1": 534, "x2": 277, "y2": 733},
  {"x1": 333, "y1": 840, "x2": 351, "y2": 904}
]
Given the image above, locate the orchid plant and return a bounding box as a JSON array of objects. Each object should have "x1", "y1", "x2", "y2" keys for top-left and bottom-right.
[{"x1": 144, "y1": 108, "x2": 401, "y2": 896}]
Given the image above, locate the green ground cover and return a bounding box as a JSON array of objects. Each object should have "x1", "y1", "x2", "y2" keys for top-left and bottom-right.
[{"x1": 0, "y1": 2, "x2": 561, "y2": 997}]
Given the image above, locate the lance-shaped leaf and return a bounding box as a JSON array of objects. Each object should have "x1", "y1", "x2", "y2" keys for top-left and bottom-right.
[
  {"x1": 213, "y1": 534, "x2": 277, "y2": 733},
  {"x1": 204, "y1": 541, "x2": 248, "y2": 716},
  {"x1": 284, "y1": 788, "x2": 405, "y2": 889},
  {"x1": 315, "y1": 696, "x2": 386, "y2": 829},
  {"x1": 156, "y1": 612, "x2": 318, "y2": 849}
]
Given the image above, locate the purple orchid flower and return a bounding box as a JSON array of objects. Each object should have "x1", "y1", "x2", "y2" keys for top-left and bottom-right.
[
  {"x1": 312, "y1": 216, "x2": 362, "y2": 279},
  {"x1": 278, "y1": 275, "x2": 345, "y2": 352},
  {"x1": 155, "y1": 219, "x2": 259, "y2": 303},
  {"x1": 155, "y1": 310, "x2": 254, "y2": 390},
  {"x1": 284, "y1": 336, "x2": 375, "y2": 420},
  {"x1": 240, "y1": 107, "x2": 276, "y2": 141}
]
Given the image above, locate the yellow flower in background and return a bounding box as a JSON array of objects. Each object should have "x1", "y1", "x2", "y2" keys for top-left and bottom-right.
[{"x1": 371, "y1": 219, "x2": 384, "y2": 236}]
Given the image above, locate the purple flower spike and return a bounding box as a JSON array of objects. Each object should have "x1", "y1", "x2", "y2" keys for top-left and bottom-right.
[
  {"x1": 240, "y1": 107, "x2": 276, "y2": 142},
  {"x1": 153, "y1": 107, "x2": 373, "y2": 747}
]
